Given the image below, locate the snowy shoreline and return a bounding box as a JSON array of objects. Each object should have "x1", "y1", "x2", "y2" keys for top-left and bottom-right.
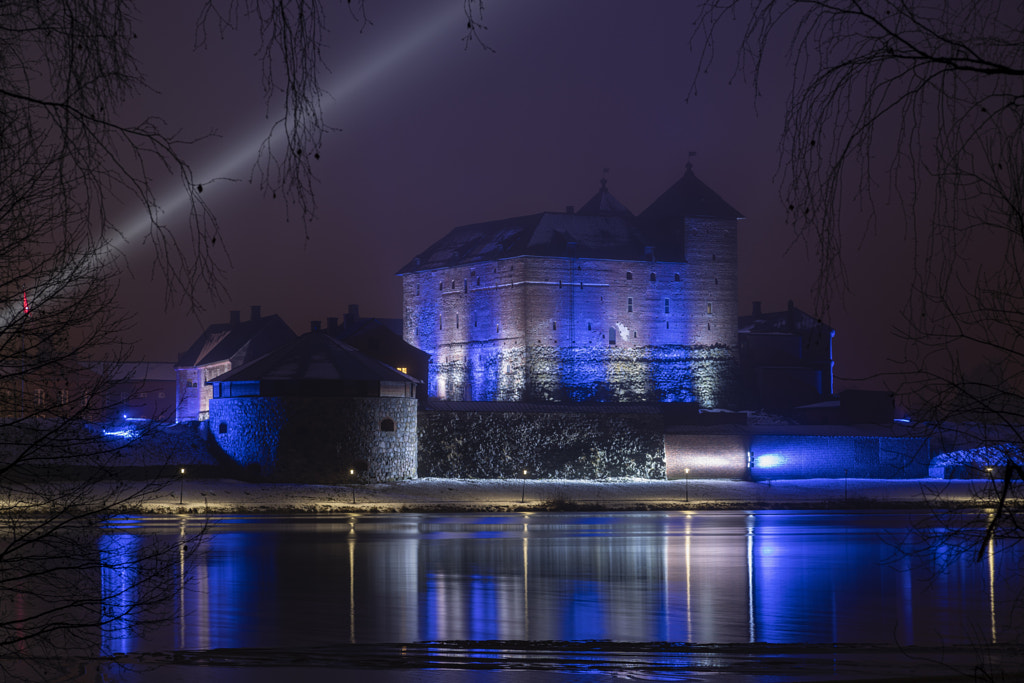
[{"x1": 129, "y1": 477, "x2": 997, "y2": 514}]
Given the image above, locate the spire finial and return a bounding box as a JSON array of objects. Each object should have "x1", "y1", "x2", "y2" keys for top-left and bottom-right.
[{"x1": 686, "y1": 151, "x2": 696, "y2": 171}]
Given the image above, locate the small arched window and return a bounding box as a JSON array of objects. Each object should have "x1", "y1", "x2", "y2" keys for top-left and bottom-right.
[
  {"x1": 218, "y1": 422, "x2": 228, "y2": 434},
  {"x1": 380, "y1": 418, "x2": 396, "y2": 432},
  {"x1": 625, "y1": 271, "x2": 633, "y2": 280},
  {"x1": 650, "y1": 273, "x2": 656, "y2": 282},
  {"x1": 674, "y1": 273, "x2": 680, "y2": 282}
]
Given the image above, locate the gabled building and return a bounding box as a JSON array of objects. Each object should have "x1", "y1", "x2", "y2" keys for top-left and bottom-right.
[
  {"x1": 398, "y1": 164, "x2": 743, "y2": 406},
  {"x1": 737, "y1": 300, "x2": 835, "y2": 410},
  {"x1": 175, "y1": 306, "x2": 296, "y2": 422}
]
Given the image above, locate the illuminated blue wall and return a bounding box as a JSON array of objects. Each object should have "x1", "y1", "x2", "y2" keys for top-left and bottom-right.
[
  {"x1": 403, "y1": 249, "x2": 740, "y2": 408},
  {"x1": 748, "y1": 434, "x2": 929, "y2": 480}
]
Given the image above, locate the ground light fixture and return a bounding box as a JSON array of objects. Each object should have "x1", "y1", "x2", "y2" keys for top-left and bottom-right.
[
  {"x1": 179, "y1": 468, "x2": 186, "y2": 505},
  {"x1": 350, "y1": 469, "x2": 356, "y2": 504},
  {"x1": 521, "y1": 469, "x2": 528, "y2": 503}
]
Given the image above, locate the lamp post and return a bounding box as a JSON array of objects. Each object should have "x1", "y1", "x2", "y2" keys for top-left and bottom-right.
[
  {"x1": 521, "y1": 469, "x2": 528, "y2": 504},
  {"x1": 350, "y1": 469, "x2": 356, "y2": 504},
  {"x1": 684, "y1": 468, "x2": 690, "y2": 503},
  {"x1": 179, "y1": 468, "x2": 186, "y2": 505}
]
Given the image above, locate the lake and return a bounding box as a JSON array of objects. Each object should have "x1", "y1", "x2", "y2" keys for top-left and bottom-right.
[{"x1": 86, "y1": 510, "x2": 1024, "y2": 681}]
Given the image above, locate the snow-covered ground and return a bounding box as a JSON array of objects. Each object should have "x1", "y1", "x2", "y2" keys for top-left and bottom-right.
[{"x1": 133, "y1": 476, "x2": 995, "y2": 514}]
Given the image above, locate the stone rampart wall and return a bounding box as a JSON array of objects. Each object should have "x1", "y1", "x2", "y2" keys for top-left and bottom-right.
[{"x1": 418, "y1": 408, "x2": 665, "y2": 479}]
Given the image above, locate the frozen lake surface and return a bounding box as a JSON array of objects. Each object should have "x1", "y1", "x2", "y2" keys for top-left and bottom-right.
[{"x1": 60, "y1": 511, "x2": 1024, "y2": 680}]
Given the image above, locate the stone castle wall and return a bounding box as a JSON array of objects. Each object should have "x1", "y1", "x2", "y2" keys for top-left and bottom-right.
[
  {"x1": 403, "y1": 214, "x2": 739, "y2": 406},
  {"x1": 418, "y1": 407, "x2": 666, "y2": 479},
  {"x1": 209, "y1": 395, "x2": 417, "y2": 483}
]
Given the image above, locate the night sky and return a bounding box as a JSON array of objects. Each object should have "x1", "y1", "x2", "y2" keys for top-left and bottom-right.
[{"x1": 118, "y1": 1, "x2": 912, "y2": 390}]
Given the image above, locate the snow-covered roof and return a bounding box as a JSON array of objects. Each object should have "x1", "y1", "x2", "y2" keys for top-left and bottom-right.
[{"x1": 210, "y1": 331, "x2": 417, "y2": 384}]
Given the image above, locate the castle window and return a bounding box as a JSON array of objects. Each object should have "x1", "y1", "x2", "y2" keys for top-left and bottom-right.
[
  {"x1": 477, "y1": 277, "x2": 481, "y2": 286},
  {"x1": 712, "y1": 254, "x2": 717, "y2": 262},
  {"x1": 452, "y1": 280, "x2": 456, "y2": 289},
  {"x1": 440, "y1": 320, "x2": 443, "y2": 329},
  {"x1": 665, "y1": 299, "x2": 670, "y2": 314},
  {"x1": 627, "y1": 297, "x2": 633, "y2": 313},
  {"x1": 579, "y1": 281, "x2": 583, "y2": 290},
  {"x1": 715, "y1": 277, "x2": 719, "y2": 285},
  {"x1": 707, "y1": 302, "x2": 713, "y2": 314},
  {"x1": 626, "y1": 271, "x2": 633, "y2": 280},
  {"x1": 464, "y1": 280, "x2": 468, "y2": 293},
  {"x1": 587, "y1": 322, "x2": 592, "y2": 331},
  {"x1": 497, "y1": 325, "x2": 500, "y2": 333},
  {"x1": 416, "y1": 284, "x2": 421, "y2": 295},
  {"x1": 666, "y1": 322, "x2": 670, "y2": 329},
  {"x1": 552, "y1": 321, "x2": 557, "y2": 331},
  {"x1": 650, "y1": 273, "x2": 656, "y2": 282},
  {"x1": 674, "y1": 273, "x2": 680, "y2": 282},
  {"x1": 456, "y1": 314, "x2": 459, "y2": 329},
  {"x1": 218, "y1": 422, "x2": 227, "y2": 434},
  {"x1": 439, "y1": 281, "x2": 443, "y2": 291},
  {"x1": 380, "y1": 418, "x2": 395, "y2": 432},
  {"x1": 609, "y1": 327, "x2": 616, "y2": 345},
  {"x1": 558, "y1": 281, "x2": 562, "y2": 288}
]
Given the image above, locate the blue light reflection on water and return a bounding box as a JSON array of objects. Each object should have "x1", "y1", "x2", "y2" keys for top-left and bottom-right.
[{"x1": 99, "y1": 511, "x2": 1024, "y2": 655}]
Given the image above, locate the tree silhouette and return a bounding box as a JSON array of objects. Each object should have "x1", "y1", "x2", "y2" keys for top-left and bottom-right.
[
  {"x1": 0, "y1": 1, "x2": 487, "y2": 678},
  {"x1": 695, "y1": 1, "x2": 1023, "y2": 547}
]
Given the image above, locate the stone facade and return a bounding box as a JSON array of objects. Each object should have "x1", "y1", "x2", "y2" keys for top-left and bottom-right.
[
  {"x1": 418, "y1": 405, "x2": 665, "y2": 479},
  {"x1": 400, "y1": 168, "x2": 742, "y2": 407},
  {"x1": 210, "y1": 395, "x2": 417, "y2": 483}
]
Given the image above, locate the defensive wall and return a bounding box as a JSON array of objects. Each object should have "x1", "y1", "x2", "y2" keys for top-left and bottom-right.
[
  {"x1": 419, "y1": 403, "x2": 930, "y2": 481},
  {"x1": 404, "y1": 253, "x2": 738, "y2": 405}
]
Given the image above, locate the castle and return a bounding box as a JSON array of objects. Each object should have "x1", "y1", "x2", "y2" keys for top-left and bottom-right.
[{"x1": 398, "y1": 164, "x2": 742, "y2": 406}]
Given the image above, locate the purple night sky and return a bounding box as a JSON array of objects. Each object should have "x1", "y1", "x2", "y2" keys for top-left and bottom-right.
[{"x1": 116, "y1": 1, "x2": 913, "y2": 390}]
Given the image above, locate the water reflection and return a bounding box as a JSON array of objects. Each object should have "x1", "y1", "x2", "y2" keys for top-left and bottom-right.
[{"x1": 96, "y1": 511, "x2": 1023, "y2": 655}]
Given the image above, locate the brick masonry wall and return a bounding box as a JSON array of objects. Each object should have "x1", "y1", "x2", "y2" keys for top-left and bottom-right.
[
  {"x1": 418, "y1": 409, "x2": 666, "y2": 479},
  {"x1": 209, "y1": 395, "x2": 418, "y2": 483}
]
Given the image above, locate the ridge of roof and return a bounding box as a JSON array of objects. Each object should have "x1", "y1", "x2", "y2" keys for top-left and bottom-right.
[
  {"x1": 210, "y1": 331, "x2": 418, "y2": 384},
  {"x1": 176, "y1": 314, "x2": 296, "y2": 368}
]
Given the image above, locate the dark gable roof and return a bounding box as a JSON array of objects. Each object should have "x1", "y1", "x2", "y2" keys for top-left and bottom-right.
[
  {"x1": 398, "y1": 167, "x2": 741, "y2": 274},
  {"x1": 210, "y1": 332, "x2": 418, "y2": 384},
  {"x1": 738, "y1": 304, "x2": 833, "y2": 335},
  {"x1": 396, "y1": 212, "x2": 651, "y2": 273},
  {"x1": 176, "y1": 314, "x2": 296, "y2": 368}
]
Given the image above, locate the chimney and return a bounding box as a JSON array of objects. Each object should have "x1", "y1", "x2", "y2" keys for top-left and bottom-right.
[
  {"x1": 327, "y1": 317, "x2": 339, "y2": 331},
  {"x1": 310, "y1": 320, "x2": 321, "y2": 332},
  {"x1": 229, "y1": 310, "x2": 241, "y2": 326},
  {"x1": 250, "y1": 305, "x2": 261, "y2": 321},
  {"x1": 752, "y1": 301, "x2": 761, "y2": 316},
  {"x1": 344, "y1": 304, "x2": 359, "y2": 328}
]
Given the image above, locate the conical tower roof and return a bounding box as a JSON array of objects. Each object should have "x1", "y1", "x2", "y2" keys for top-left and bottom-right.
[
  {"x1": 577, "y1": 178, "x2": 633, "y2": 218},
  {"x1": 639, "y1": 163, "x2": 743, "y2": 220}
]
